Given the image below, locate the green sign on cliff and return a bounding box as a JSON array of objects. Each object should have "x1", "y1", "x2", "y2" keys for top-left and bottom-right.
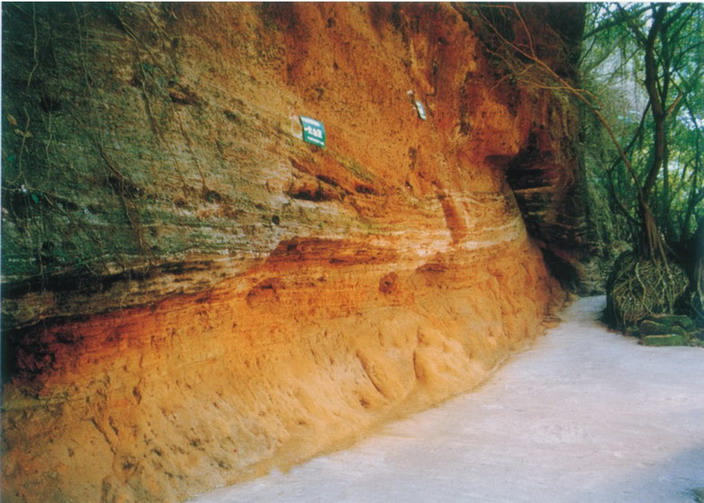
[{"x1": 300, "y1": 116, "x2": 326, "y2": 147}]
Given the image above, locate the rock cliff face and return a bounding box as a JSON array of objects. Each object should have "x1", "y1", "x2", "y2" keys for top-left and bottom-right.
[{"x1": 2, "y1": 4, "x2": 583, "y2": 502}]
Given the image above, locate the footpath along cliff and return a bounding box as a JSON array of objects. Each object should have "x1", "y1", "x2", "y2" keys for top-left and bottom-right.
[{"x1": 2, "y1": 4, "x2": 587, "y2": 502}]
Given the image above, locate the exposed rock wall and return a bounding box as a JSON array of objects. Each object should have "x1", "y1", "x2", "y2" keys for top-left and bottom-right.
[{"x1": 2, "y1": 4, "x2": 582, "y2": 502}]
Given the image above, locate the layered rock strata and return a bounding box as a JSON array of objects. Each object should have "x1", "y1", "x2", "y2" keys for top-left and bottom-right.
[{"x1": 2, "y1": 4, "x2": 582, "y2": 502}]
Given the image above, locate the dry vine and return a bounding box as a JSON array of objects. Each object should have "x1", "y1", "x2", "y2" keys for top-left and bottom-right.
[{"x1": 73, "y1": 4, "x2": 149, "y2": 257}]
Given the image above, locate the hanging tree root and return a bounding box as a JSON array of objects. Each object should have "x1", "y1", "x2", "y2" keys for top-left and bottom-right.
[{"x1": 606, "y1": 253, "x2": 689, "y2": 330}]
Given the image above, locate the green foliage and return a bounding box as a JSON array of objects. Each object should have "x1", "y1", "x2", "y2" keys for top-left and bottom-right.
[{"x1": 581, "y1": 3, "x2": 704, "y2": 248}]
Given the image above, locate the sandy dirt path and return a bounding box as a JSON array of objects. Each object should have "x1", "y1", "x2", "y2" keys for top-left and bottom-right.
[{"x1": 190, "y1": 297, "x2": 704, "y2": 503}]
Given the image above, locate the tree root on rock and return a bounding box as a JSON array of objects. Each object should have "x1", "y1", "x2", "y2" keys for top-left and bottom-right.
[{"x1": 606, "y1": 252, "x2": 689, "y2": 330}]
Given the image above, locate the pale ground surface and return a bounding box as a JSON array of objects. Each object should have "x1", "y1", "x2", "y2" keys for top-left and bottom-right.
[{"x1": 190, "y1": 296, "x2": 704, "y2": 503}]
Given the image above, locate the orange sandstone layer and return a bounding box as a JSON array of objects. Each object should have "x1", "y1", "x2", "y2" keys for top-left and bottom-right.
[
  {"x1": 2, "y1": 3, "x2": 581, "y2": 502},
  {"x1": 3, "y1": 233, "x2": 560, "y2": 503}
]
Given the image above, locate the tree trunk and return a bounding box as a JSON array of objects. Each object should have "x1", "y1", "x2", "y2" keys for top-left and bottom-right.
[
  {"x1": 640, "y1": 3, "x2": 668, "y2": 257},
  {"x1": 642, "y1": 4, "x2": 667, "y2": 202},
  {"x1": 693, "y1": 216, "x2": 704, "y2": 324}
]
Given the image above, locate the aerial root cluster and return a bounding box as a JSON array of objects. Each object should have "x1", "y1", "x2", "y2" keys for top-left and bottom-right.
[{"x1": 607, "y1": 253, "x2": 689, "y2": 329}]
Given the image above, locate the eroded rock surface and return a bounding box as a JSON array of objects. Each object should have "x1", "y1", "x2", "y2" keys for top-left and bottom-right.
[{"x1": 2, "y1": 4, "x2": 583, "y2": 502}]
